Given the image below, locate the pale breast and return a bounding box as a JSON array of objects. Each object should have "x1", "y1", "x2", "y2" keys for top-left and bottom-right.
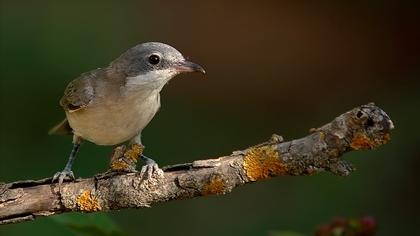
[{"x1": 66, "y1": 90, "x2": 161, "y2": 146}]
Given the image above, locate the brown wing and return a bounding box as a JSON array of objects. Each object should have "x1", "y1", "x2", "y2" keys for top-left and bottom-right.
[{"x1": 60, "y1": 68, "x2": 102, "y2": 112}]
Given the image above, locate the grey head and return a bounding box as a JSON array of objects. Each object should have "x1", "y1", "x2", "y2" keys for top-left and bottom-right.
[{"x1": 110, "y1": 42, "x2": 205, "y2": 88}]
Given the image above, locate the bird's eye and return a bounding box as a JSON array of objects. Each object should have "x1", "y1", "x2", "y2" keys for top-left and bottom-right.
[{"x1": 148, "y1": 54, "x2": 160, "y2": 65}]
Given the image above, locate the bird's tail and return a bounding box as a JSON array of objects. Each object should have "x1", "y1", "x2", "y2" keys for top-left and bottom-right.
[{"x1": 48, "y1": 118, "x2": 73, "y2": 135}]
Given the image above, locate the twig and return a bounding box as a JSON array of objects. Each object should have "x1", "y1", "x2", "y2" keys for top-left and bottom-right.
[{"x1": 0, "y1": 103, "x2": 393, "y2": 225}]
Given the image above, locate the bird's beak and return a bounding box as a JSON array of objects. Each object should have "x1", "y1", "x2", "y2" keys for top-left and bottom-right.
[{"x1": 175, "y1": 60, "x2": 206, "y2": 74}]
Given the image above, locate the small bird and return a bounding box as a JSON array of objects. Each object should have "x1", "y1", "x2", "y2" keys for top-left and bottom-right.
[{"x1": 49, "y1": 42, "x2": 205, "y2": 184}]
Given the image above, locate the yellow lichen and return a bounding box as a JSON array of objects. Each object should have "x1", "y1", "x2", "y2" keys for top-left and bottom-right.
[
  {"x1": 243, "y1": 145, "x2": 287, "y2": 181},
  {"x1": 202, "y1": 175, "x2": 226, "y2": 196},
  {"x1": 319, "y1": 131, "x2": 325, "y2": 140},
  {"x1": 350, "y1": 132, "x2": 390, "y2": 150},
  {"x1": 76, "y1": 190, "x2": 101, "y2": 212}
]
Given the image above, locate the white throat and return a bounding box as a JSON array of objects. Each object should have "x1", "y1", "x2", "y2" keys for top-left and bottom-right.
[{"x1": 125, "y1": 69, "x2": 177, "y2": 91}]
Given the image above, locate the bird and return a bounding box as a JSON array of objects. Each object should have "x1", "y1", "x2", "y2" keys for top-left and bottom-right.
[{"x1": 49, "y1": 42, "x2": 205, "y2": 184}]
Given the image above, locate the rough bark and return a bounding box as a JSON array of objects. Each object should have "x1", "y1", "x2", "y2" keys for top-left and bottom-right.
[{"x1": 0, "y1": 103, "x2": 394, "y2": 225}]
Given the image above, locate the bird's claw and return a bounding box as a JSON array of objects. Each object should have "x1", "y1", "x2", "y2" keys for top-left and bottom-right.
[
  {"x1": 52, "y1": 169, "x2": 75, "y2": 185},
  {"x1": 139, "y1": 159, "x2": 163, "y2": 180}
]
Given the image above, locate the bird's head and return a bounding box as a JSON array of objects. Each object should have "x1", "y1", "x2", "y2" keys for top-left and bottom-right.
[{"x1": 112, "y1": 42, "x2": 205, "y2": 88}]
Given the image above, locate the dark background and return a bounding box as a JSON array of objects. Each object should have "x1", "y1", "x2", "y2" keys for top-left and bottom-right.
[{"x1": 0, "y1": 1, "x2": 419, "y2": 235}]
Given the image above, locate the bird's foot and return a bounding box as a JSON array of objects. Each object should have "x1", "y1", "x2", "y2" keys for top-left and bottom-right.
[
  {"x1": 109, "y1": 144, "x2": 144, "y2": 172},
  {"x1": 139, "y1": 155, "x2": 164, "y2": 180},
  {"x1": 52, "y1": 169, "x2": 75, "y2": 185}
]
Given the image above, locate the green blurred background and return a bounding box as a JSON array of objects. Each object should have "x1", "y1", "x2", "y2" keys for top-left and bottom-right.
[{"x1": 0, "y1": 0, "x2": 419, "y2": 235}]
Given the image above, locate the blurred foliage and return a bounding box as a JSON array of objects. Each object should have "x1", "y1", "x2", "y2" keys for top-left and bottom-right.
[
  {"x1": 268, "y1": 231, "x2": 305, "y2": 236},
  {"x1": 0, "y1": 0, "x2": 419, "y2": 235},
  {"x1": 314, "y1": 216, "x2": 376, "y2": 236},
  {"x1": 51, "y1": 213, "x2": 124, "y2": 236},
  {"x1": 268, "y1": 216, "x2": 376, "y2": 236}
]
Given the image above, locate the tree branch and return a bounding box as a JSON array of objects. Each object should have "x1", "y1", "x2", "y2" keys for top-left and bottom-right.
[{"x1": 0, "y1": 103, "x2": 394, "y2": 225}]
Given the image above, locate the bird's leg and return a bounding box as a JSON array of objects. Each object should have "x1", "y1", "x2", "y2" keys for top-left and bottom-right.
[
  {"x1": 139, "y1": 153, "x2": 163, "y2": 180},
  {"x1": 109, "y1": 133, "x2": 163, "y2": 178},
  {"x1": 129, "y1": 134, "x2": 163, "y2": 179},
  {"x1": 52, "y1": 136, "x2": 82, "y2": 184},
  {"x1": 109, "y1": 142, "x2": 144, "y2": 173},
  {"x1": 108, "y1": 134, "x2": 163, "y2": 179}
]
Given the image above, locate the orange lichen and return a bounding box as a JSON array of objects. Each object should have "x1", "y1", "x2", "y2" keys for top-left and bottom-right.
[
  {"x1": 76, "y1": 190, "x2": 101, "y2": 212},
  {"x1": 350, "y1": 133, "x2": 374, "y2": 150},
  {"x1": 202, "y1": 175, "x2": 226, "y2": 196},
  {"x1": 350, "y1": 132, "x2": 390, "y2": 150},
  {"x1": 381, "y1": 133, "x2": 391, "y2": 144},
  {"x1": 124, "y1": 144, "x2": 144, "y2": 161},
  {"x1": 110, "y1": 144, "x2": 144, "y2": 171},
  {"x1": 243, "y1": 145, "x2": 288, "y2": 181},
  {"x1": 110, "y1": 160, "x2": 130, "y2": 171}
]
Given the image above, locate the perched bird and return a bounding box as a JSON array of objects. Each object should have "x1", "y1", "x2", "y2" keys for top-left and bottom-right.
[{"x1": 49, "y1": 42, "x2": 205, "y2": 184}]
